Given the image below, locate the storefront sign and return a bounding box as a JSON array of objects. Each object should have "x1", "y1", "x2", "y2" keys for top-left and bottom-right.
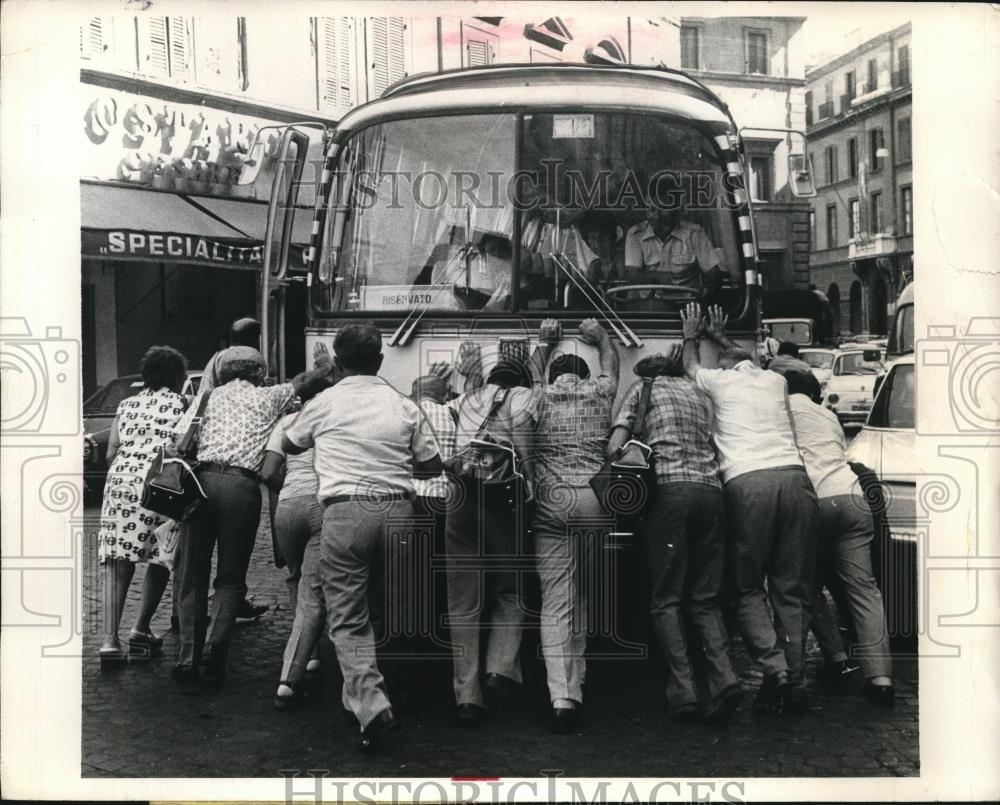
[{"x1": 83, "y1": 229, "x2": 306, "y2": 270}]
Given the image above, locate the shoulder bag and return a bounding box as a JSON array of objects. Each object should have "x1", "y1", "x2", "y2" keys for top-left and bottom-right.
[
  {"x1": 443, "y1": 387, "x2": 527, "y2": 511},
  {"x1": 590, "y1": 377, "x2": 657, "y2": 519},
  {"x1": 140, "y1": 390, "x2": 212, "y2": 522}
]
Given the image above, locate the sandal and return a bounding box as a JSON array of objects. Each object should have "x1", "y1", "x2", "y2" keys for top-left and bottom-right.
[{"x1": 128, "y1": 629, "x2": 163, "y2": 657}]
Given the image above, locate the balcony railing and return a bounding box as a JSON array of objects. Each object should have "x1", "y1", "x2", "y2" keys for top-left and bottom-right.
[{"x1": 818, "y1": 101, "x2": 834, "y2": 120}]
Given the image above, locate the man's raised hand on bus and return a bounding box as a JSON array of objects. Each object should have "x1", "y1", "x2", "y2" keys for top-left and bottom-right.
[
  {"x1": 680, "y1": 302, "x2": 705, "y2": 379},
  {"x1": 529, "y1": 319, "x2": 560, "y2": 384},
  {"x1": 579, "y1": 318, "x2": 620, "y2": 389},
  {"x1": 313, "y1": 341, "x2": 332, "y2": 370},
  {"x1": 705, "y1": 304, "x2": 737, "y2": 350},
  {"x1": 456, "y1": 340, "x2": 484, "y2": 392}
]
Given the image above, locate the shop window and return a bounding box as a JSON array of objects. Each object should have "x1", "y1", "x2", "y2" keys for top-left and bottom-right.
[
  {"x1": 318, "y1": 17, "x2": 357, "y2": 116},
  {"x1": 367, "y1": 17, "x2": 408, "y2": 100}
]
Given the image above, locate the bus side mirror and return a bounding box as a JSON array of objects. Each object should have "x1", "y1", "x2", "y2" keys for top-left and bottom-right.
[{"x1": 788, "y1": 153, "x2": 816, "y2": 198}]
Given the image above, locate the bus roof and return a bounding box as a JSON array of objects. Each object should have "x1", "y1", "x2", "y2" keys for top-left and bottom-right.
[{"x1": 333, "y1": 63, "x2": 734, "y2": 139}]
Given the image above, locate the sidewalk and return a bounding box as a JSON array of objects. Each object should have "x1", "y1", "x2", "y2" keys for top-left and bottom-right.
[{"x1": 81, "y1": 503, "x2": 918, "y2": 779}]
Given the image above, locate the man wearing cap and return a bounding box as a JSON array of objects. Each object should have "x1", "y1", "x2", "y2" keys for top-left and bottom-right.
[
  {"x1": 680, "y1": 302, "x2": 820, "y2": 714},
  {"x1": 170, "y1": 346, "x2": 333, "y2": 690},
  {"x1": 282, "y1": 322, "x2": 443, "y2": 751},
  {"x1": 444, "y1": 344, "x2": 536, "y2": 725},
  {"x1": 526, "y1": 318, "x2": 618, "y2": 732},
  {"x1": 201, "y1": 317, "x2": 262, "y2": 393}
]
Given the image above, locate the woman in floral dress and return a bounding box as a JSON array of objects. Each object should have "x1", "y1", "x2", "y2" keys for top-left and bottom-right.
[{"x1": 98, "y1": 346, "x2": 188, "y2": 663}]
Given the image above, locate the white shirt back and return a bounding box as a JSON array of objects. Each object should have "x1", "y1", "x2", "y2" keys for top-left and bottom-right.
[
  {"x1": 695, "y1": 361, "x2": 803, "y2": 483},
  {"x1": 285, "y1": 375, "x2": 438, "y2": 500},
  {"x1": 787, "y1": 394, "x2": 859, "y2": 499}
]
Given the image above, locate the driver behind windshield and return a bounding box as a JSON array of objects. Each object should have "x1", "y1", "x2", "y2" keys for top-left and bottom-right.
[{"x1": 624, "y1": 204, "x2": 726, "y2": 300}]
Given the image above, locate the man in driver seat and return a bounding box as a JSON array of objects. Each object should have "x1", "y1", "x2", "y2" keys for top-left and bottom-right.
[{"x1": 624, "y1": 205, "x2": 725, "y2": 300}]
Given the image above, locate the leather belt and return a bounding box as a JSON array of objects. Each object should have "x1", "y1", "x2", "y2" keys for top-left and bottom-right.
[
  {"x1": 198, "y1": 462, "x2": 259, "y2": 483},
  {"x1": 322, "y1": 493, "x2": 408, "y2": 508}
]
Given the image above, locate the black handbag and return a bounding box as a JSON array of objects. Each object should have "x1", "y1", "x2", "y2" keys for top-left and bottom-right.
[
  {"x1": 590, "y1": 377, "x2": 657, "y2": 518},
  {"x1": 140, "y1": 390, "x2": 212, "y2": 522},
  {"x1": 444, "y1": 387, "x2": 527, "y2": 510}
]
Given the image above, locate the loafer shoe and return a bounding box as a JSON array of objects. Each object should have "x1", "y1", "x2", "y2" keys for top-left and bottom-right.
[
  {"x1": 550, "y1": 706, "x2": 580, "y2": 734},
  {"x1": 753, "y1": 670, "x2": 791, "y2": 714},
  {"x1": 235, "y1": 598, "x2": 269, "y2": 623},
  {"x1": 274, "y1": 681, "x2": 309, "y2": 710},
  {"x1": 703, "y1": 684, "x2": 744, "y2": 725},
  {"x1": 670, "y1": 702, "x2": 701, "y2": 722},
  {"x1": 127, "y1": 629, "x2": 163, "y2": 658},
  {"x1": 354, "y1": 708, "x2": 400, "y2": 752}
]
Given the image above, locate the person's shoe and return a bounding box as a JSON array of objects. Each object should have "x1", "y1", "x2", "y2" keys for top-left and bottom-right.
[
  {"x1": 354, "y1": 708, "x2": 400, "y2": 752},
  {"x1": 550, "y1": 705, "x2": 580, "y2": 734},
  {"x1": 456, "y1": 703, "x2": 487, "y2": 727},
  {"x1": 753, "y1": 670, "x2": 791, "y2": 714},
  {"x1": 484, "y1": 673, "x2": 520, "y2": 706},
  {"x1": 98, "y1": 643, "x2": 127, "y2": 667},
  {"x1": 702, "y1": 684, "x2": 744, "y2": 725},
  {"x1": 199, "y1": 651, "x2": 227, "y2": 687},
  {"x1": 784, "y1": 682, "x2": 810, "y2": 715},
  {"x1": 127, "y1": 629, "x2": 163, "y2": 658},
  {"x1": 274, "y1": 681, "x2": 309, "y2": 710},
  {"x1": 170, "y1": 664, "x2": 200, "y2": 691},
  {"x1": 864, "y1": 680, "x2": 895, "y2": 708},
  {"x1": 235, "y1": 598, "x2": 269, "y2": 623},
  {"x1": 670, "y1": 701, "x2": 702, "y2": 722},
  {"x1": 305, "y1": 657, "x2": 322, "y2": 678}
]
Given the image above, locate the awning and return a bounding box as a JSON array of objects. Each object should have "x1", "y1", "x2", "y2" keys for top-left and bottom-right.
[{"x1": 81, "y1": 182, "x2": 313, "y2": 270}]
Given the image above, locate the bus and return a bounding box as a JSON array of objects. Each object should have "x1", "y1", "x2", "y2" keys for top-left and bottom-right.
[{"x1": 248, "y1": 63, "x2": 815, "y2": 397}]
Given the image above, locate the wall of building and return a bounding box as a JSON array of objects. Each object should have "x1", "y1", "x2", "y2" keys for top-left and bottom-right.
[{"x1": 805, "y1": 23, "x2": 912, "y2": 335}]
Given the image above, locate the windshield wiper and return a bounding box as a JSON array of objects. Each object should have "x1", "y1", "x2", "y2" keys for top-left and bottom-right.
[
  {"x1": 550, "y1": 251, "x2": 643, "y2": 348},
  {"x1": 388, "y1": 244, "x2": 475, "y2": 347}
]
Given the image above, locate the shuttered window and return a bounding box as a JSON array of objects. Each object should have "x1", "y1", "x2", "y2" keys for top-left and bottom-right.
[
  {"x1": 462, "y1": 21, "x2": 497, "y2": 67},
  {"x1": 318, "y1": 17, "x2": 357, "y2": 115},
  {"x1": 138, "y1": 16, "x2": 192, "y2": 79},
  {"x1": 80, "y1": 18, "x2": 107, "y2": 59},
  {"x1": 367, "y1": 17, "x2": 407, "y2": 101}
]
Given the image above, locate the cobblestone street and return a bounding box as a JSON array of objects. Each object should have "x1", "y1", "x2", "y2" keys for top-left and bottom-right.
[{"x1": 81, "y1": 501, "x2": 919, "y2": 779}]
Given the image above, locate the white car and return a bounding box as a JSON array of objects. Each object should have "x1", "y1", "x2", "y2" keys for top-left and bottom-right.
[
  {"x1": 847, "y1": 354, "x2": 916, "y2": 640},
  {"x1": 822, "y1": 348, "x2": 886, "y2": 426}
]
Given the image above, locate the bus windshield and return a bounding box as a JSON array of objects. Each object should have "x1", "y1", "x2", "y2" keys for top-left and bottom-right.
[{"x1": 315, "y1": 111, "x2": 743, "y2": 317}]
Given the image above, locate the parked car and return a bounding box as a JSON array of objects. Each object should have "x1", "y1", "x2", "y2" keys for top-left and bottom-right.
[
  {"x1": 847, "y1": 355, "x2": 917, "y2": 642},
  {"x1": 83, "y1": 371, "x2": 202, "y2": 501},
  {"x1": 798, "y1": 347, "x2": 837, "y2": 392},
  {"x1": 822, "y1": 347, "x2": 886, "y2": 427}
]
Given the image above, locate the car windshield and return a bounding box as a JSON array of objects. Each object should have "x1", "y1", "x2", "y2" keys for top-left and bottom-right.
[
  {"x1": 889, "y1": 302, "x2": 914, "y2": 355},
  {"x1": 315, "y1": 111, "x2": 742, "y2": 316},
  {"x1": 83, "y1": 377, "x2": 144, "y2": 414},
  {"x1": 800, "y1": 350, "x2": 834, "y2": 370},
  {"x1": 886, "y1": 364, "x2": 915, "y2": 428},
  {"x1": 835, "y1": 352, "x2": 884, "y2": 375}
]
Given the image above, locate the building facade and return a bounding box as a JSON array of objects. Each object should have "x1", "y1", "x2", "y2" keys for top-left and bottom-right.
[
  {"x1": 804, "y1": 23, "x2": 912, "y2": 336},
  {"x1": 79, "y1": 12, "x2": 678, "y2": 395},
  {"x1": 679, "y1": 16, "x2": 811, "y2": 290}
]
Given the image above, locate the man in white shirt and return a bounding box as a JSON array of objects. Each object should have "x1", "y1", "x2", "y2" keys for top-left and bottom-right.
[
  {"x1": 283, "y1": 323, "x2": 442, "y2": 751},
  {"x1": 777, "y1": 367, "x2": 895, "y2": 707},
  {"x1": 680, "y1": 302, "x2": 820, "y2": 714}
]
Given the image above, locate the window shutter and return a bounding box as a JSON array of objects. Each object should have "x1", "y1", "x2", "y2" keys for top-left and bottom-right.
[
  {"x1": 367, "y1": 17, "x2": 407, "y2": 100},
  {"x1": 143, "y1": 16, "x2": 170, "y2": 76},
  {"x1": 169, "y1": 17, "x2": 191, "y2": 77},
  {"x1": 81, "y1": 18, "x2": 107, "y2": 59},
  {"x1": 466, "y1": 39, "x2": 493, "y2": 66},
  {"x1": 319, "y1": 17, "x2": 356, "y2": 115}
]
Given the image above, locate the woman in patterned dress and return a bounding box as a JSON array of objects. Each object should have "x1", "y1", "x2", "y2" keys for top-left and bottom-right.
[{"x1": 98, "y1": 346, "x2": 188, "y2": 663}]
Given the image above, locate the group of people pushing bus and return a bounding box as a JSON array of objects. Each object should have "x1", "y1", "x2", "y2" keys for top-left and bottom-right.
[{"x1": 96, "y1": 302, "x2": 894, "y2": 753}]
